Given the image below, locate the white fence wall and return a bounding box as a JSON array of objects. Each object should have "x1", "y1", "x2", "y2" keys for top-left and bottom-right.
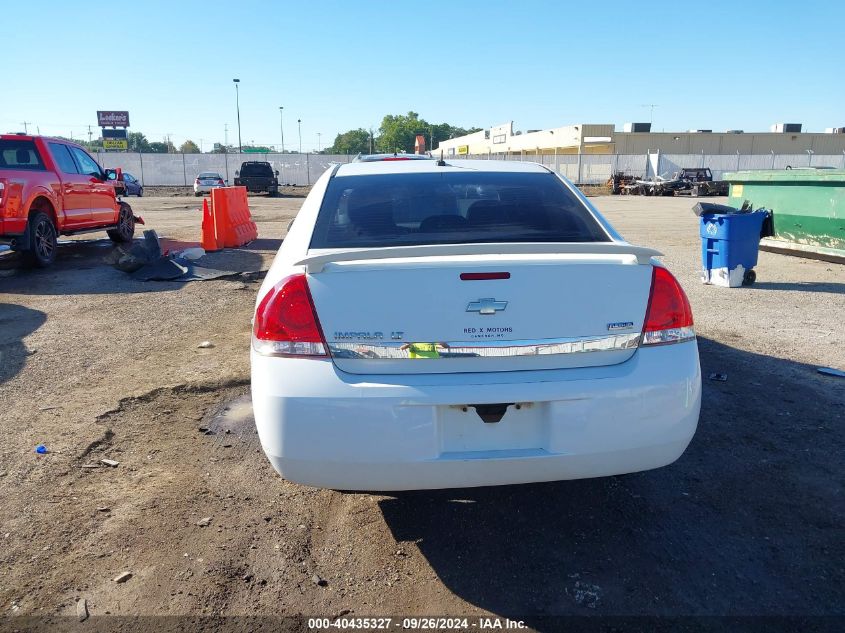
[
  {"x1": 95, "y1": 152, "x2": 354, "y2": 187},
  {"x1": 94, "y1": 151, "x2": 845, "y2": 187}
]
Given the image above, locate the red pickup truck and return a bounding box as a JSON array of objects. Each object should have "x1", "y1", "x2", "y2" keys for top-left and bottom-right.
[{"x1": 0, "y1": 134, "x2": 138, "y2": 266}]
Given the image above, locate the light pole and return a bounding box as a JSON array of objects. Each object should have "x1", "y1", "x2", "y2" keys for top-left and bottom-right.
[
  {"x1": 317, "y1": 132, "x2": 321, "y2": 153},
  {"x1": 279, "y1": 107, "x2": 285, "y2": 153},
  {"x1": 233, "y1": 79, "x2": 242, "y2": 153},
  {"x1": 297, "y1": 119, "x2": 302, "y2": 154}
]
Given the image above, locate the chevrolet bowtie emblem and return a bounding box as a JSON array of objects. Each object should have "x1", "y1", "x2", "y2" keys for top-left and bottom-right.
[{"x1": 466, "y1": 298, "x2": 508, "y2": 315}]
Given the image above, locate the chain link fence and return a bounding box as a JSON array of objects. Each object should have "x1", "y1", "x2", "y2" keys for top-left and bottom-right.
[
  {"x1": 449, "y1": 152, "x2": 845, "y2": 184},
  {"x1": 95, "y1": 151, "x2": 845, "y2": 187}
]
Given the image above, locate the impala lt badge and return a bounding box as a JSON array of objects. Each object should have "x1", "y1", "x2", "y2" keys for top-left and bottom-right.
[
  {"x1": 466, "y1": 298, "x2": 508, "y2": 315},
  {"x1": 607, "y1": 321, "x2": 634, "y2": 331}
]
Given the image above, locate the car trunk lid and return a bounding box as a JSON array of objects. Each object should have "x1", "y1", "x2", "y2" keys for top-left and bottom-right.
[{"x1": 303, "y1": 247, "x2": 656, "y2": 375}]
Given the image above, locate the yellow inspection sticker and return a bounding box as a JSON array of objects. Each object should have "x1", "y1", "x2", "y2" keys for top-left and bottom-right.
[{"x1": 732, "y1": 184, "x2": 744, "y2": 197}]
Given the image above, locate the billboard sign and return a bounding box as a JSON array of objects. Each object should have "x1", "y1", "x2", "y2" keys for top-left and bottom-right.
[
  {"x1": 103, "y1": 139, "x2": 128, "y2": 150},
  {"x1": 102, "y1": 128, "x2": 128, "y2": 139},
  {"x1": 97, "y1": 111, "x2": 130, "y2": 127}
]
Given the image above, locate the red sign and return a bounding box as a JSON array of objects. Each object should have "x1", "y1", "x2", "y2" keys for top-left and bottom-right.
[{"x1": 97, "y1": 111, "x2": 130, "y2": 127}]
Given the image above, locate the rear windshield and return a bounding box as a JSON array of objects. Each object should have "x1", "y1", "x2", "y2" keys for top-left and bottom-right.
[
  {"x1": 0, "y1": 140, "x2": 45, "y2": 171},
  {"x1": 240, "y1": 163, "x2": 272, "y2": 176},
  {"x1": 198, "y1": 172, "x2": 220, "y2": 178},
  {"x1": 310, "y1": 171, "x2": 610, "y2": 248}
]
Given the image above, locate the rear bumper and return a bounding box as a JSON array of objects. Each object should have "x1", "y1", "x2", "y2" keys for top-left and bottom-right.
[
  {"x1": 0, "y1": 218, "x2": 27, "y2": 247},
  {"x1": 251, "y1": 341, "x2": 701, "y2": 490}
]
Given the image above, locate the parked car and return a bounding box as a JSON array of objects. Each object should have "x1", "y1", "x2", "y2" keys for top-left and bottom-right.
[
  {"x1": 234, "y1": 161, "x2": 279, "y2": 196},
  {"x1": 120, "y1": 172, "x2": 143, "y2": 197},
  {"x1": 0, "y1": 134, "x2": 140, "y2": 267},
  {"x1": 194, "y1": 172, "x2": 226, "y2": 196},
  {"x1": 250, "y1": 158, "x2": 701, "y2": 490}
]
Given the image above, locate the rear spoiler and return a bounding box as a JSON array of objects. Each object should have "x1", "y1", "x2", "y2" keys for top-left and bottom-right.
[{"x1": 296, "y1": 242, "x2": 662, "y2": 273}]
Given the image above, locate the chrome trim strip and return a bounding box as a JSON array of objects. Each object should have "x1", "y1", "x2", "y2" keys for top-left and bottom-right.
[
  {"x1": 298, "y1": 242, "x2": 663, "y2": 272},
  {"x1": 328, "y1": 332, "x2": 642, "y2": 360}
]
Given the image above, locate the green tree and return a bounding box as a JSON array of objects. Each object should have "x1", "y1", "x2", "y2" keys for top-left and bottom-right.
[
  {"x1": 148, "y1": 141, "x2": 176, "y2": 153},
  {"x1": 127, "y1": 132, "x2": 151, "y2": 152},
  {"x1": 377, "y1": 111, "x2": 426, "y2": 154},
  {"x1": 179, "y1": 140, "x2": 201, "y2": 153},
  {"x1": 327, "y1": 128, "x2": 371, "y2": 154},
  {"x1": 376, "y1": 112, "x2": 481, "y2": 153}
]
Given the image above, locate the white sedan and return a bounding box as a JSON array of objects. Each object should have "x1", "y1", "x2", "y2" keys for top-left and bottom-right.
[
  {"x1": 251, "y1": 158, "x2": 701, "y2": 490},
  {"x1": 193, "y1": 172, "x2": 226, "y2": 196}
]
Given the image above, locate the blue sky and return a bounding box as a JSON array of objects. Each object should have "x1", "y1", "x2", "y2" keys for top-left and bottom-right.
[{"x1": 5, "y1": 0, "x2": 844, "y2": 151}]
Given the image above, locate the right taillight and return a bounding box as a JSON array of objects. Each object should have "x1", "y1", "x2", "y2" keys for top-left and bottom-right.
[
  {"x1": 252, "y1": 274, "x2": 327, "y2": 357},
  {"x1": 642, "y1": 266, "x2": 695, "y2": 346}
]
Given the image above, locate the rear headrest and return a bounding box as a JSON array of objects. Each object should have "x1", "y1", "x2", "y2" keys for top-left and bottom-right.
[
  {"x1": 466, "y1": 200, "x2": 513, "y2": 226},
  {"x1": 15, "y1": 149, "x2": 31, "y2": 164},
  {"x1": 347, "y1": 188, "x2": 396, "y2": 235}
]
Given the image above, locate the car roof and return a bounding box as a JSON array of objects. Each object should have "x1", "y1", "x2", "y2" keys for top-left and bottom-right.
[
  {"x1": 335, "y1": 158, "x2": 551, "y2": 177},
  {"x1": 1, "y1": 133, "x2": 84, "y2": 147}
]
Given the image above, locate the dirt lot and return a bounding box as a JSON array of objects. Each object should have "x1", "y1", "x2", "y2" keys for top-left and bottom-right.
[{"x1": 0, "y1": 194, "x2": 843, "y2": 627}]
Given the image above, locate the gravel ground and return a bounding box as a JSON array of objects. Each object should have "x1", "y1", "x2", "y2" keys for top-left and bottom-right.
[{"x1": 0, "y1": 195, "x2": 842, "y2": 627}]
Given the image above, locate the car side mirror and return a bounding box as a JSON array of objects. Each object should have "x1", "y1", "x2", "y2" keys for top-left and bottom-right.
[
  {"x1": 275, "y1": 170, "x2": 279, "y2": 176},
  {"x1": 235, "y1": 170, "x2": 239, "y2": 176}
]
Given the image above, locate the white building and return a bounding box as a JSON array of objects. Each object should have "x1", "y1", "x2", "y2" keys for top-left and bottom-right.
[{"x1": 433, "y1": 122, "x2": 845, "y2": 156}]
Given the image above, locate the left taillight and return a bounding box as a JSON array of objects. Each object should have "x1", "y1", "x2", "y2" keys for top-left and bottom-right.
[
  {"x1": 217, "y1": 179, "x2": 225, "y2": 186},
  {"x1": 0, "y1": 182, "x2": 5, "y2": 208},
  {"x1": 252, "y1": 274, "x2": 327, "y2": 357},
  {"x1": 641, "y1": 266, "x2": 695, "y2": 346}
]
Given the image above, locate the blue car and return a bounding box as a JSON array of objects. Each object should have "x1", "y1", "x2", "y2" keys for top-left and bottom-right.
[{"x1": 120, "y1": 172, "x2": 143, "y2": 197}]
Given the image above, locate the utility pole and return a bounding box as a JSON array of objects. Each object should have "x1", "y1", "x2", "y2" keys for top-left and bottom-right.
[
  {"x1": 369, "y1": 128, "x2": 374, "y2": 154},
  {"x1": 88, "y1": 125, "x2": 93, "y2": 143},
  {"x1": 279, "y1": 106, "x2": 285, "y2": 153},
  {"x1": 233, "y1": 79, "x2": 242, "y2": 153},
  {"x1": 317, "y1": 132, "x2": 321, "y2": 153},
  {"x1": 21, "y1": 121, "x2": 32, "y2": 134},
  {"x1": 640, "y1": 104, "x2": 659, "y2": 125},
  {"x1": 224, "y1": 124, "x2": 229, "y2": 151},
  {"x1": 199, "y1": 139, "x2": 204, "y2": 153},
  {"x1": 297, "y1": 119, "x2": 302, "y2": 154}
]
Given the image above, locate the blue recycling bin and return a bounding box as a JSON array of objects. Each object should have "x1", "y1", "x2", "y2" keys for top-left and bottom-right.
[{"x1": 700, "y1": 211, "x2": 768, "y2": 287}]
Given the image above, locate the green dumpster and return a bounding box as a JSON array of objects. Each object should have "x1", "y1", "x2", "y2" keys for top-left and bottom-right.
[{"x1": 723, "y1": 169, "x2": 845, "y2": 261}]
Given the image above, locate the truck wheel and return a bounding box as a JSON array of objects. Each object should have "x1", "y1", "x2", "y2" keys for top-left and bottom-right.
[
  {"x1": 25, "y1": 212, "x2": 58, "y2": 267},
  {"x1": 107, "y1": 203, "x2": 135, "y2": 243}
]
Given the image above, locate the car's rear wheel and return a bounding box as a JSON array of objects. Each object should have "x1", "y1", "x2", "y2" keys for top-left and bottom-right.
[
  {"x1": 107, "y1": 203, "x2": 135, "y2": 243},
  {"x1": 137, "y1": 187, "x2": 143, "y2": 197},
  {"x1": 25, "y1": 212, "x2": 58, "y2": 267}
]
